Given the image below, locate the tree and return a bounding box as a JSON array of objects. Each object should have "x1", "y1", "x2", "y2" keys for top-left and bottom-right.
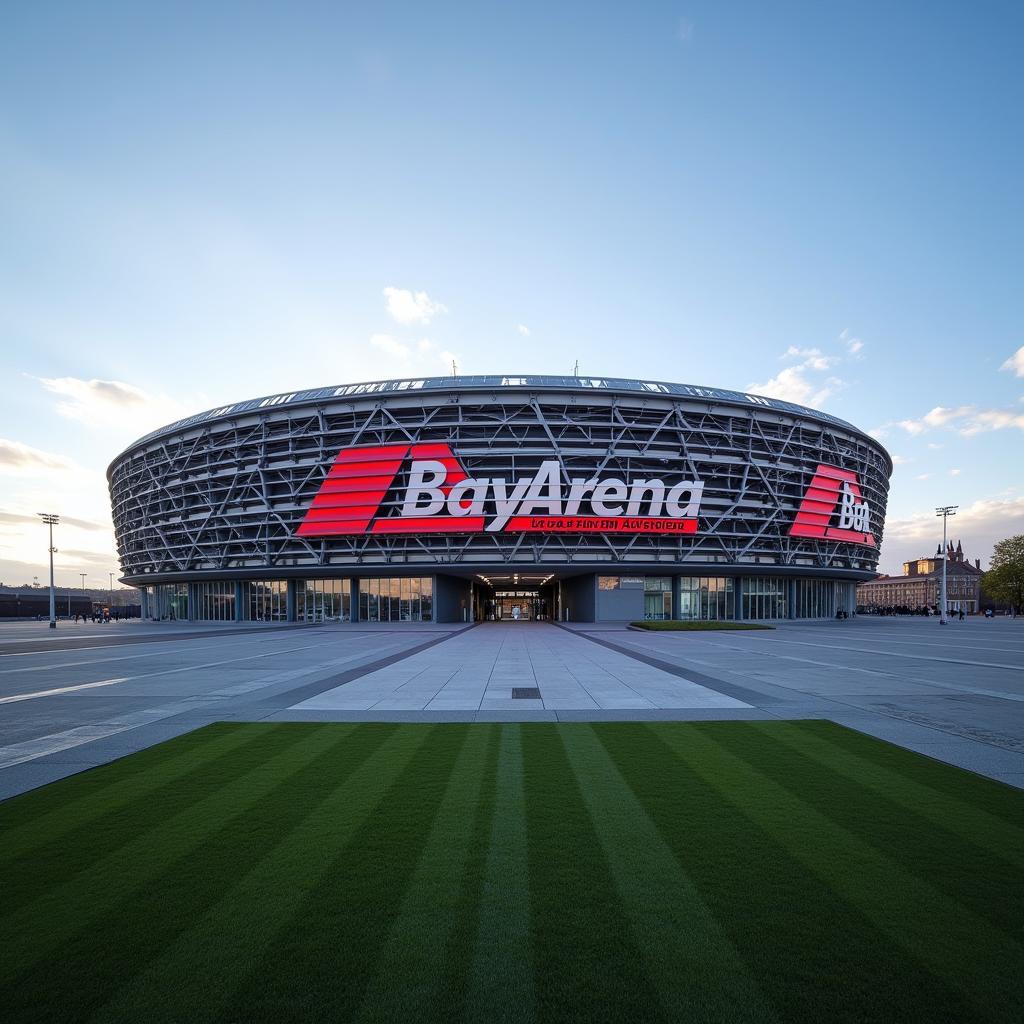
[{"x1": 982, "y1": 534, "x2": 1024, "y2": 613}]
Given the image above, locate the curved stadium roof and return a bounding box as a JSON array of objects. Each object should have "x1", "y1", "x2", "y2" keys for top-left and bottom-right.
[{"x1": 111, "y1": 374, "x2": 888, "y2": 470}]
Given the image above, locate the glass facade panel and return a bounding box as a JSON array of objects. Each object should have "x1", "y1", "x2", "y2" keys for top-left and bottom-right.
[
  {"x1": 677, "y1": 577, "x2": 735, "y2": 620},
  {"x1": 246, "y1": 580, "x2": 288, "y2": 621},
  {"x1": 148, "y1": 583, "x2": 189, "y2": 620},
  {"x1": 358, "y1": 578, "x2": 433, "y2": 622},
  {"x1": 297, "y1": 579, "x2": 351, "y2": 622},
  {"x1": 796, "y1": 579, "x2": 836, "y2": 619},
  {"x1": 194, "y1": 582, "x2": 236, "y2": 621},
  {"x1": 643, "y1": 577, "x2": 672, "y2": 620},
  {"x1": 740, "y1": 577, "x2": 786, "y2": 620}
]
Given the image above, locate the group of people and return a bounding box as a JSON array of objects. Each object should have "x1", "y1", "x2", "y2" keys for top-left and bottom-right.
[
  {"x1": 73, "y1": 609, "x2": 117, "y2": 623},
  {"x1": 864, "y1": 605, "x2": 967, "y2": 619}
]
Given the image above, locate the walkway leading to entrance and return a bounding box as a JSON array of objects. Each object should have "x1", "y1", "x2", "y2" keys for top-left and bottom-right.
[{"x1": 291, "y1": 623, "x2": 751, "y2": 715}]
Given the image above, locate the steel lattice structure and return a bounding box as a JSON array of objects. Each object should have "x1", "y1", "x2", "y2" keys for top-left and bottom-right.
[{"x1": 108, "y1": 375, "x2": 891, "y2": 585}]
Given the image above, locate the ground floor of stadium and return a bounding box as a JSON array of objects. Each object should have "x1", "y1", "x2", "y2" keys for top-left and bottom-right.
[{"x1": 139, "y1": 571, "x2": 862, "y2": 624}]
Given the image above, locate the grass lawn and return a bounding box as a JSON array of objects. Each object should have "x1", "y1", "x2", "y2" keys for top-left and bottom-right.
[
  {"x1": 1, "y1": 721, "x2": 1021, "y2": 1024},
  {"x1": 629, "y1": 620, "x2": 775, "y2": 631}
]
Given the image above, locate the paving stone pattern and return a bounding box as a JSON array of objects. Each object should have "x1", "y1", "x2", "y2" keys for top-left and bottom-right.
[{"x1": 0, "y1": 616, "x2": 1022, "y2": 798}]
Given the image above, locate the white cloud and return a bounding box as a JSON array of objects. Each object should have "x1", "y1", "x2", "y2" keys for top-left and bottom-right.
[
  {"x1": 0, "y1": 438, "x2": 73, "y2": 473},
  {"x1": 369, "y1": 334, "x2": 459, "y2": 375},
  {"x1": 999, "y1": 345, "x2": 1024, "y2": 378},
  {"x1": 0, "y1": 440, "x2": 116, "y2": 584},
  {"x1": 895, "y1": 405, "x2": 976, "y2": 434},
  {"x1": 748, "y1": 365, "x2": 842, "y2": 408},
  {"x1": 36, "y1": 376, "x2": 188, "y2": 434},
  {"x1": 915, "y1": 473, "x2": 931, "y2": 481},
  {"x1": 927, "y1": 442, "x2": 944, "y2": 450},
  {"x1": 517, "y1": 324, "x2": 531, "y2": 336},
  {"x1": 383, "y1": 286, "x2": 448, "y2": 325},
  {"x1": 885, "y1": 402, "x2": 1024, "y2": 439},
  {"x1": 958, "y1": 409, "x2": 1024, "y2": 435},
  {"x1": 840, "y1": 329, "x2": 864, "y2": 357},
  {"x1": 677, "y1": 17, "x2": 694, "y2": 42},
  {"x1": 878, "y1": 494, "x2": 1024, "y2": 572},
  {"x1": 781, "y1": 346, "x2": 837, "y2": 370},
  {"x1": 949, "y1": 468, "x2": 961, "y2": 476},
  {"x1": 891, "y1": 454, "x2": 910, "y2": 465},
  {"x1": 751, "y1": 338, "x2": 853, "y2": 408}
]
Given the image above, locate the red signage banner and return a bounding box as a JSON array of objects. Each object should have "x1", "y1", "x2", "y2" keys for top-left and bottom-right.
[{"x1": 297, "y1": 444, "x2": 702, "y2": 538}]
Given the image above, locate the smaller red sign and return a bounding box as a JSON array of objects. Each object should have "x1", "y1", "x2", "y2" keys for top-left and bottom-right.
[{"x1": 505, "y1": 515, "x2": 698, "y2": 534}]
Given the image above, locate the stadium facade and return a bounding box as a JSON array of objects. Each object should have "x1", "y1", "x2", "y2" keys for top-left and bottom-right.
[{"x1": 108, "y1": 375, "x2": 892, "y2": 624}]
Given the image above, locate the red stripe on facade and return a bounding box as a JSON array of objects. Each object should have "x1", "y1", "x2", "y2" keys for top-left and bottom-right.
[
  {"x1": 371, "y1": 515, "x2": 487, "y2": 534},
  {"x1": 297, "y1": 444, "x2": 409, "y2": 536},
  {"x1": 788, "y1": 462, "x2": 875, "y2": 547}
]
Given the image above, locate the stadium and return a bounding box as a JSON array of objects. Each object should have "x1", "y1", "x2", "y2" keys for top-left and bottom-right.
[{"x1": 108, "y1": 375, "x2": 892, "y2": 624}]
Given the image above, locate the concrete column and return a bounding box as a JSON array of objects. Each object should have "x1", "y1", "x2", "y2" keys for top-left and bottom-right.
[
  {"x1": 234, "y1": 581, "x2": 244, "y2": 622},
  {"x1": 350, "y1": 579, "x2": 360, "y2": 623},
  {"x1": 735, "y1": 577, "x2": 745, "y2": 621},
  {"x1": 788, "y1": 579, "x2": 797, "y2": 620},
  {"x1": 286, "y1": 580, "x2": 297, "y2": 622}
]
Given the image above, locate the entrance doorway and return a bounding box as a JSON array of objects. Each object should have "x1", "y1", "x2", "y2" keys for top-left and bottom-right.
[
  {"x1": 475, "y1": 580, "x2": 557, "y2": 622},
  {"x1": 493, "y1": 590, "x2": 547, "y2": 621}
]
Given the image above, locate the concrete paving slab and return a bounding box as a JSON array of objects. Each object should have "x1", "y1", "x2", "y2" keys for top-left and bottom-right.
[{"x1": 3, "y1": 617, "x2": 1024, "y2": 796}]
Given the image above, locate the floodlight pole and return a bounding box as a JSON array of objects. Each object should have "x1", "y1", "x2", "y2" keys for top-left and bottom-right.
[
  {"x1": 935, "y1": 505, "x2": 958, "y2": 625},
  {"x1": 38, "y1": 513, "x2": 60, "y2": 629}
]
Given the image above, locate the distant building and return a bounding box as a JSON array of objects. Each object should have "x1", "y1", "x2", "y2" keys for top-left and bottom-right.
[{"x1": 856, "y1": 540, "x2": 983, "y2": 613}]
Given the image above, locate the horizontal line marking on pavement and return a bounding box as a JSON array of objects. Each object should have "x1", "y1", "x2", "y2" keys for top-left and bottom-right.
[{"x1": 0, "y1": 678, "x2": 130, "y2": 704}]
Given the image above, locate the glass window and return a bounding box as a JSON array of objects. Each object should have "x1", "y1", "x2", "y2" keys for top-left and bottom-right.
[
  {"x1": 193, "y1": 581, "x2": 235, "y2": 621},
  {"x1": 796, "y1": 579, "x2": 837, "y2": 618},
  {"x1": 643, "y1": 577, "x2": 672, "y2": 620},
  {"x1": 357, "y1": 578, "x2": 433, "y2": 622},
  {"x1": 246, "y1": 580, "x2": 288, "y2": 622},
  {"x1": 298, "y1": 579, "x2": 351, "y2": 622},
  {"x1": 676, "y1": 577, "x2": 735, "y2": 620},
  {"x1": 740, "y1": 578, "x2": 786, "y2": 620}
]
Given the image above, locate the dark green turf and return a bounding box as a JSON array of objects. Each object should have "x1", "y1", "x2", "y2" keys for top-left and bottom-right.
[
  {"x1": 629, "y1": 620, "x2": 774, "y2": 630},
  {"x1": 1, "y1": 722, "x2": 1021, "y2": 1023}
]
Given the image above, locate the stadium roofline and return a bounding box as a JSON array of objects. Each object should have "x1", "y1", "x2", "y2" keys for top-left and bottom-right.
[{"x1": 108, "y1": 373, "x2": 890, "y2": 477}]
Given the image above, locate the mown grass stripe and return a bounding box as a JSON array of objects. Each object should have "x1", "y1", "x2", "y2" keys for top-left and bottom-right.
[
  {"x1": 560, "y1": 724, "x2": 779, "y2": 1022},
  {"x1": 652, "y1": 722, "x2": 1024, "y2": 1023},
  {"x1": 0, "y1": 723, "x2": 313, "y2": 909},
  {"x1": 214, "y1": 724, "x2": 469, "y2": 1022},
  {"x1": 599, "y1": 722, "x2": 982, "y2": 1024},
  {"x1": 521, "y1": 724, "x2": 670, "y2": 1024},
  {"x1": 750, "y1": 721, "x2": 1024, "y2": 865},
  {"x1": 87, "y1": 722, "x2": 435, "y2": 1024},
  {"x1": 817, "y1": 719, "x2": 1024, "y2": 825},
  {"x1": 0, "y1": 721, "x2": 259, "y2": 850},
  {"x1": 728, "y1": 722, "x2": 1023, "y2": 936},
  {"x1": 0, "y1": 723, "x2": 364, "y2": 1004},
  {"x1": 463, "y1": 723, "x2": 535, "y2": 1024},
  {"x1": 354, "y1": 724, "x2": 500, "y2": 1023}
]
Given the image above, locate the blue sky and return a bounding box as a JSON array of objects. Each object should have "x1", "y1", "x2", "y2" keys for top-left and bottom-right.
[{"x1": 2, "y1": 1, "x2": 1022, "y2": 586}]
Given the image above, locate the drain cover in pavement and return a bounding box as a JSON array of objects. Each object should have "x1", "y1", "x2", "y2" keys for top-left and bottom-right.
[{"x1": 512, "y1": 687, "x2": 542, "y2": 699}]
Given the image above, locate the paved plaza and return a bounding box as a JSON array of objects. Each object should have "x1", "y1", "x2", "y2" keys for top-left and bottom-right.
[{"x1": 0, "y1": 616, "x2": 1022, "y2": 799}]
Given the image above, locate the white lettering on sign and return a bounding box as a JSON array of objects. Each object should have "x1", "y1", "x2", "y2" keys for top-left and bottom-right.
[
  {"x1": 398, "y1": 458, "x2": 704, "y2": 533},
  {"x1": 837, "y1": 480, "x2": 871, "y2": 533}
]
